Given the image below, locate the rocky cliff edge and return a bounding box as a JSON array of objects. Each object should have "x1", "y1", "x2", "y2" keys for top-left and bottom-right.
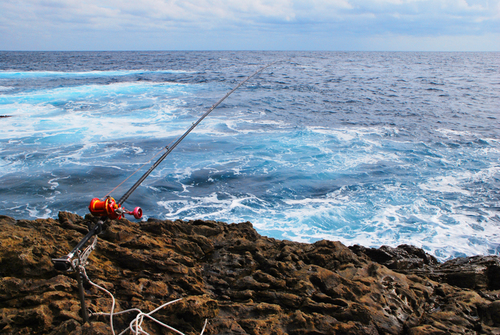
[{"x1": 1, "y1": 212, "x2": 500, "y2": 334}]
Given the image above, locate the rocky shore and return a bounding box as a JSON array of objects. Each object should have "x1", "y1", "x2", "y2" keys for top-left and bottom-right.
[{"x1": 1, "y1": 212, "x2": 500, "y2": 334}]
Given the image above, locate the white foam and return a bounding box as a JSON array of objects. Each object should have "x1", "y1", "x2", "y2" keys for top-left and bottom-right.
[
  {"x1": 0, "y1": 70, "x2": 195, "y2": 79},
  {"x1": 3, "y1": 72, "x2": 499, "y2": 262},
  {"x1": 47, "y1": 175, "x2": 70, "y2": 190},
  {"x1": 156, "y1": 191, "x2": 268, "y2": 223},
  {"x1": 0, "y1": 81, "x2": 193, "y2": 110},
  {"x1": 436, "y1": 128, "x2": 473, "y2": 138},
  {"x1": 307, "y1": 125, "x2": 401, "y2": 141},
  {"x1": 419, "y1": 175, "x2": 472, "y2": 195},
  {"x1": 0, "y1": 100, "x2": 188, "y2": 144},
  {"x1": 26, "y1": 204, "x2": 51, "y2": 219}
]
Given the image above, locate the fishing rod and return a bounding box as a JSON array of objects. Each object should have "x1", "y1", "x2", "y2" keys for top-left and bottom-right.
[
  {"x1": 52, "y1": 62, "x2": 275, "y2": 273},
  {"x1": 87, "y1": 62, "x2": 275, "y2": 221}
]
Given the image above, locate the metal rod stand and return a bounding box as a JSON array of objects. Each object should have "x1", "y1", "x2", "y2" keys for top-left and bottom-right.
[
  {"x1": 76, "y1": 269, "x2": 90, "y2": 323},
  {"x1": 52, "y1": 221, "x2": 103, "y2": 325}
]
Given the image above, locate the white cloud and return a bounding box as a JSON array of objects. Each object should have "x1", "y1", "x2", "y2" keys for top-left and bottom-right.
[{"x1": 0, "y1": 0, "x2": 498, "y2": 50}]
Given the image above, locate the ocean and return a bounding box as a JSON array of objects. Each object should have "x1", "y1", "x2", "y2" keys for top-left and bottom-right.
[{"x1": 0, "y1": 51, "x2": 499, "y2": 261}]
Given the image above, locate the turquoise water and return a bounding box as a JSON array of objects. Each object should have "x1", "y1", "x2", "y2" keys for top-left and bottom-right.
[{"x1": 1, "y1": 51, "x2": 499, "y2": 260}]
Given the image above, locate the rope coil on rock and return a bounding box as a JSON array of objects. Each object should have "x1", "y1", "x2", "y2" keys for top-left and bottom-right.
[{"x1": 87, "y1": 271, "x2": 208, "y2": 335}]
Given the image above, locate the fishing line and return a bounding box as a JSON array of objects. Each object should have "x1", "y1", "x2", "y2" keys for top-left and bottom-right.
[
  {"x1": 114, "y1": 61, "x2": 277, "y2": 207},
  {"x1": 104, "y1": 138, "x2": 176, "y2": 198}
]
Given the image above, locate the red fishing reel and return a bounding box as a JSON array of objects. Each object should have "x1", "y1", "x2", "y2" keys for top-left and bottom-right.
[{"x1": 89, "y1": 197, "x2": 142, "y2": 220}]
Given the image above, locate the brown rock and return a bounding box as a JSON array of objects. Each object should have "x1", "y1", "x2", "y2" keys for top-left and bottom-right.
[{"x1": 1, "y1": 212, "x2": 500, "y2": 334}]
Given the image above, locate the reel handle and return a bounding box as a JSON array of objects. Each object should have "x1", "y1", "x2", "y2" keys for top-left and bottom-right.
[{"x1": 127, "y1": 207, "x2": 143, "y2": 219}]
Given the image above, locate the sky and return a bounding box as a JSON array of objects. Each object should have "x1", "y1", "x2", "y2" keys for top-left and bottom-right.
[{"x1": 0, "y1": 0, "x2": 499, "y2": 51}]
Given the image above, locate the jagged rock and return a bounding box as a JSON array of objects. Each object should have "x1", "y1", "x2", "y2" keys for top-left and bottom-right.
[
  {"x1": 351, "y1": 244, "x2": 500, "y2": 291},
  {"x1": 349, "y1": 244, "x2": 439, "y2": 271},
  {"x1": 1, "y1": 213, "x2": 500, "y2": 334},
  {"x1": 434, "y1": 256, "x2": 500, "y2": 290}
]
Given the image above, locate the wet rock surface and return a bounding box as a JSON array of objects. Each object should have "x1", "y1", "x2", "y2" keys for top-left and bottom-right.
[{"x1": 1, "y1": 212, "x2": 500, "y2": 334}]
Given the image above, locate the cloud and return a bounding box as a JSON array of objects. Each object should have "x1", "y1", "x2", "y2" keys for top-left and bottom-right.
[{"x1": 0, "y1": 0, "x2": 498, "y2": 50}]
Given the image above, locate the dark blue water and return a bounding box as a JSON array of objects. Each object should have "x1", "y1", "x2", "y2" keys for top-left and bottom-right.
[{"x1": 1, "y1": 51, "x2": 499, "y2": 260}]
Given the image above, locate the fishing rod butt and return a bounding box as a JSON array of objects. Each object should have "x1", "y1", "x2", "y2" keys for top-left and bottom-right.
[
  {"x1": 52, "y1": 256, "x2": 73, "y2": 272},
  {"x1": 51, "y1": 221, "x2": 103, "y2": 272}
]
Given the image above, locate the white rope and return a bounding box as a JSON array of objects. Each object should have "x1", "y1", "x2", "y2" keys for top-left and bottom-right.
[
  {"x1": 128, "y1": 311, "x2": 186, "y2": 335},
  {"x1": 83, "y1": 268, "x2": 117, "y2": 334},
  {"x1": 200, "y1": 319, "x2": 208, "y2": 335},
  {"x1": 87, "y1": 276, "x2": 208, "y2": 335}
]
